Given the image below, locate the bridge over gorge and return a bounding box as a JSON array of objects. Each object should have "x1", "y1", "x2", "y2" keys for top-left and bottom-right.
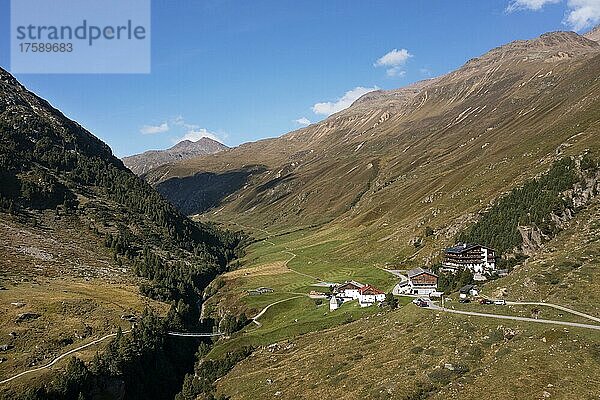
[
  {"x1": 167, "y1": 331, "x2": 225, "y2": 337},
  {"x1": 0, "y1": 330, "x2": 224, "y2": 385}
]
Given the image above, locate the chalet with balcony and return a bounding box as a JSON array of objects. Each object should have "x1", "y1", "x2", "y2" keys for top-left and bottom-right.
[
  {"x1": 393, "y1": 268, "x2": 438, "y2": 296},
  {"x1": 442, "y1": 243, "x2": 496, "y2": 277}
]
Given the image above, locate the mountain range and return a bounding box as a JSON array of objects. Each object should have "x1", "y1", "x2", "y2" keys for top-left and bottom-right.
[
  {"x1": 1, "y1": 26, "x2": 600, "y2": 400},
  {"x1": 122, "y1": 138, "x2": 228, "y2": 175},
  {"x1": 144, "y1": 29, "x2": 600, "y2": 266}
]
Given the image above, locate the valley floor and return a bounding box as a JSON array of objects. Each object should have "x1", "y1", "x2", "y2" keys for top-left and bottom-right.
[{"x1": 201, "y1": 206, "x2": 600, "y2": 399}]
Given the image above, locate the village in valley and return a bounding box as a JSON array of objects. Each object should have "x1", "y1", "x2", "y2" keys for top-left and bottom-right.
[
  {"x1": 323, "y1": 242, "x2": 503, "y2": 311},
  {"x1": 249, "y1": 242, "x2": 504, "y2": 312}
]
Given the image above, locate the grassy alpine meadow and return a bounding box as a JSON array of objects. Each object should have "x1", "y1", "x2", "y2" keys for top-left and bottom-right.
[
  {"x1": 0, "y1": 278, "x2": 168, "y2": 387},
  {"x1": 208, "y1": 295, "x2": 413, "y2": 360},
  {"x1": 204, "y1": 224, "x2": 399, "y2": 318},
  {"x1": 215, "y1": 304, "x2": 600, "y2": 400},
  {"x1": 203, "y1": 224, "x2": 407, "y2": 360}
]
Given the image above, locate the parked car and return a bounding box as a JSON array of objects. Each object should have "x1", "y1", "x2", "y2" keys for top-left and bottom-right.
[
  {"x1": 413, "y1": 298, "x2": 429, "y2": 307},
  {"x1": 479, "y1": 299, "x2": 493, "y2": 305},
  {"x1": 459, "y1": 298, "x2": 470, "y2": 303},
  {"x1": 493, "y1": 299, "x2": 506, "y2": 305}
]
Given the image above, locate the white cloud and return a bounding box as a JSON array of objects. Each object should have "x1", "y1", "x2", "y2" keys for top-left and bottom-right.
[
  {"x1": 506, "y1": 0, "x2": 600, "y2": 31},
  {"x1": 374, "y1": 48, "x2": 413, "y2": 77},
  {"x1": 294, "y1": 117, "x2": 311, "y2": 126},
  {"x1": 386, "y1": 67, "x2": 407, "y2": 77},
  {"x1": 311, "y1": 86, "x2": 379, "y2": 116},
  {"x1": 140, "y1": 122, "x2": 169, "y2": 135},
  {"x1": 173, "y1": 115, "x2": 200, "y2": 130},
  {"x1": 140, "y1": 115, "x2": 224, "y2": 143},
  {"x1": 164, "y1": 115, "x2": 225, "y2": 143},
  {"x1": 374, "y1": 48, "x2": 412, "y2": 67},
  {"x1": 174, "y1": 128, "x2": 222, "y2": 143},
  {"x1": 564, "y1": 0, "x2": 600, "y2": 31},
  {"x1": 506, "y1": 0, "x2": 560, "y2": 12}
]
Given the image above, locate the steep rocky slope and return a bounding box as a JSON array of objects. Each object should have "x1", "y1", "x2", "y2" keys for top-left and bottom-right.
[
  {"x1": 0, "y1": 67, "x2": 242, "y2": 397},
  {"x1": 123, "y1": 138, "x2": 228, "y2": 175},
  {"x1": 146, "y1": 30, "x2": 600, "y2": 266},
  {"x1": 585, "y1": 25, "x2": 600, "y2": 42}
]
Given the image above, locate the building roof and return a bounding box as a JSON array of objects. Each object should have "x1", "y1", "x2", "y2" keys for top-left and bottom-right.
[
  {"x1": 445, "y1": 243, "x2": 494, "y2": 254},
  {"x1": 358, "y1": 285, "x2": 385, "y2": 295},
  {"x1": 337, "y1": 281, "x2": 365, "y2": 290},
  {"x1": 459, "y1": 284, "x2": 477, "y2": 293},
  {"x1": 407, "y1": 267, "x2": 438, "y2": 279}
]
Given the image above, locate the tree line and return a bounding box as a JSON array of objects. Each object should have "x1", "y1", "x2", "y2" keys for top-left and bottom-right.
[
  {"x1": 0, "y1": 96, "x2": 251, "y2": 399},
  {"x1": 458, "y1": 156, "x2": 590, "y2": 257}
]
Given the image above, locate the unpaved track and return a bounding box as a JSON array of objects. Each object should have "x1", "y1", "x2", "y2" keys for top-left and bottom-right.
[
  {"x1": 506, "y1": 301, "x2": 600, "y2": 323},
  {"x1": 252, "y1": 296, "x2": 303, "y2": 327},
  {"x1": 0, "y1": 330, "x2": 131, "y2": 385},
  {"x1": 428, "y1": 303, "x2": 600, "y2": 331}
]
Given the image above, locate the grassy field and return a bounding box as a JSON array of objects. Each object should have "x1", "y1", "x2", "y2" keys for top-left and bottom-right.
[
  {"x1": 0, "y1": 212, "x2": 169, "y2": 394},
  {"x1": 216, "y1": 304, "x2": 600, "y2": 399},
  {"x1": 203, "y1": 223, "x2": 407, "y2": 360},
  {"x1": 209, "y1": 296, "x2": 411, "y2": 359},
  {"x1": 204, "y1": 225, "x2": 399, "y2": 319},
  {"x1": 0, "y1": 279, "x2": 165, "y2": 382}
]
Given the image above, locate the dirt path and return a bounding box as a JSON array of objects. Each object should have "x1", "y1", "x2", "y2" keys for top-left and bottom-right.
[
  {"x1": 506, "y1": 301, "x2": 600, "y2": 324},
  {"x1": 251, "y1": 296, "x2": 303, "y2": 327},
  {"x1": 427, "y1": 303, "x2": 600, "y2": 331},
  {"x1": 0, "y1": 330, "x2": 131, "y2": 385}
]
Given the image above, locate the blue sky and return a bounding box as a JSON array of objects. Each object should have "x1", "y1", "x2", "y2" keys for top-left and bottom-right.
[{"x1": 1, "y1": 0, "x2": 599, "y2": 157}]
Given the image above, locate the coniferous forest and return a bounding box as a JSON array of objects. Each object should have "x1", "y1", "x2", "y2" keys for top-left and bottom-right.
[
  {"x1": 0, "y1": 70, "x2": 250, "y2": 400},
  {"x1": 459, "y1": 156, "x2": 598, "y2": 258}
]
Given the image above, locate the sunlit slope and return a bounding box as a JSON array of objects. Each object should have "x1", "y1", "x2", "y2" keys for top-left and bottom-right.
[
  {"x1": 147, "y1": 31, "x2": 600, "y2": 266},
  {"x1": 214, "y1": 184, "x2": 600, "y2": 399}
]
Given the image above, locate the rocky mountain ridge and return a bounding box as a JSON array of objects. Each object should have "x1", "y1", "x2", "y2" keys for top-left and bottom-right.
[
  {"x1": 143, "y1": 29, "x2": 600, "y2": 266},
  {"x1": 123, "y1": 137, "x2": 228, "y2": 175}
]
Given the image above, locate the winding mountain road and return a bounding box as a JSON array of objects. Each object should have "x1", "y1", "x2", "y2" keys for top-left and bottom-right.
[
  {"x1": 0, "y1": 330, "x2": 131, "y2": 385},
  {"x1": 251, "y1": 296, "x2": 303, "y2": 327},
  {"x1": 428, "y1": 303, "x2": 600, "y2": 331}
]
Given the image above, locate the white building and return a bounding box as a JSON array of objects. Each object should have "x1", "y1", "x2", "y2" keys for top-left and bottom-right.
[
  {"x1": 329, "y1": 296, "x2": 341, "y2": 311},
  {"x1": 459, "y1": 284, "x2": 479, "y2": 299},
  {"x1": 329, "y1": 281, "x2": 385, "y2": 310},
  {"x1": 393, "y1": 268, "x2": 438, "y2": 296},
  {"x1": 442, "y1": 243, "x2": 496, "y2": 276},
  {"x1": 357, "y1": 285, "x2": 386, "y2": 307},
  {"x1": 336, "y1": 281, "x2": 365, "y2": 299}
]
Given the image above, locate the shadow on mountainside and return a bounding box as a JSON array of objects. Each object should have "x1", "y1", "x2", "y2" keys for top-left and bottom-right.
[{"x1": 155, "y1": 166, "x2": 267, "y2": 215}]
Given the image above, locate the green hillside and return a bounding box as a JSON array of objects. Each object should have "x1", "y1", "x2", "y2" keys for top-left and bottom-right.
[
  {"x1": 147, "y1": 31, "x2": 600, "y2": 269},
  {"x1": 0, "y1": 67, "x2": 245, "y2": 399},
  {"x1": 150, "y1": 31, "x2": 600, "y2": 400}
]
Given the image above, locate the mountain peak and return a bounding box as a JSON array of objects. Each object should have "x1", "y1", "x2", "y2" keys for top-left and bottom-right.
[
  {"x1": 474, "y1": 30, "x2": 598, "y2": 63},
  {"x1": 123, "y1": 137, "x2": 228, "y2": 175},
  {"x1": 584, "y1": 24, "x2": 600, "y2": 42},
  {"x1": 170, "y1": 137, "x2": 222, "y2": 151}
]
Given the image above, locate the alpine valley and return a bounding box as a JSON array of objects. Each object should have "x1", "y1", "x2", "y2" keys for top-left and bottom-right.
[{"x1": 1, "y1": 27, "x2": 600, "y2": 400}]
